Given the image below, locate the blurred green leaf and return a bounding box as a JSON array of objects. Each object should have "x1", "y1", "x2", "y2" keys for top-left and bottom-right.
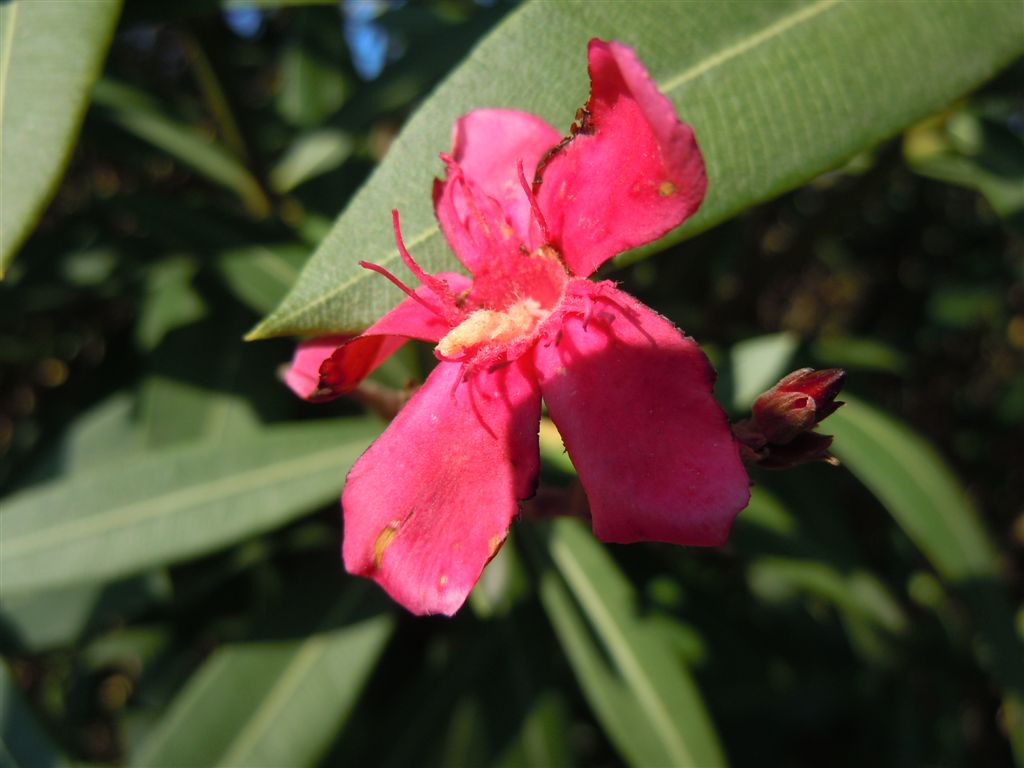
[
  {"x1": 138, "y1": 372, "x2": 257, "y2": 448},
  {"x1": 725, "y1": 332, "x2": 798, "y2": 411},
  {"x1": 527, "y1": 518, "x2": 726, "y2": 768},
  {"x1": 829, "y1": 396, "x2": 997, "y2": 580},
  {"x1": 493, "y1": 690, "x2": 574, "y2": 768},
  {"x1": 275, "y1": 9, "x2": 349, "y2": 129},
  {"x1": 810, "y1": 335, "x2": 908, "y2": 375},
  {"x1": 136, "y1": 257, "x2": 207, "y2": 351},
  {"x1": 737, "y1": 487, "x2": 907, "y2": 661},
  {"x1": 24, "y1": 394, "x2": 143, "y2": 485},
  {"x1": 0, "y1": 664, "x2": 70, "y2": 768},
  {"x1": 249, "y1": 0, "x2": 1024, "y2": 338},
  {"x1": 829, "y1": 395, "x2": 1024, "y2": 762},
  {"x1": 0, "y1": 574, "x2": 170, "y2": 653},
  {"x1": 927, "y1": 283, "x2": 1002, "y2": 329},
  {"x1": 137, "y1": 311, "x2": 295, "y2": 448},
  {"x1": 537, "y1": 418, "x2": 576, "y2": 476},
  {"x1": 270, "y1": 129, "x2": 354, "y2": 194},
  {"x1": 0, "y1": 0, "x2": 121, "y2": 276},
  {"x1": 218, "y1": 244, "x2": 309, "y2": 316},
  {"x1": 91, "y1": 79, "x2": 271, "y2": 218},
  {"x1": 133, "y1": 589, "x2": 393, "y2": 768},
  {"x1": 1, "y1": 418, "x2": 381, "y2": 595},
  {"x1": 905, "y1": 106, "x2": 1024, "y2": 221}
]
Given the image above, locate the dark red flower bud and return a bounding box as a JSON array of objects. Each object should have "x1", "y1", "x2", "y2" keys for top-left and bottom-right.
[
  {"x1": 734, "y1": 368, "x2": 846, "y2": 469},
  {"x1": 750, "y1": 368, "x2": 845, "y2": 445}
]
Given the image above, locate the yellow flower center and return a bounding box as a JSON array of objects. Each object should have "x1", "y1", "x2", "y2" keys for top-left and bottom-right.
[{"x1": 437, "y1": 298, "x2": 550, "y2": 358}]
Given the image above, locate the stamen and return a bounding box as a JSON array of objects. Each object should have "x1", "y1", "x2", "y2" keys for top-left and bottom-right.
[
  {"x1": 453, "y1": 171, "x2": 493, "y2": 250},
  {"x1": 391, "y1": 209, "x2": 462, "y2": 324},
  {"x1": 449, "y1": 360, "x2": 469, "y2": 398},
  {"x1": 580, "y1": 291, "x2": 595, "y2": 331},
  {"x1": 439, "y1": 156, "x2": 488, "y2": 253},
  {"x1": 392, "y1": 209, "x2": 436, "y2": 287},
  {"x1": 359, "y1": 260, "x2": 443, "y2": 318},
  {"x1": 517, "y1": 159, "x2": 551, "y2": 245}
]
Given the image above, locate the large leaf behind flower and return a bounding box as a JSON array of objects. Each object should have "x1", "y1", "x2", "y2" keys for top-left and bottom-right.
[
  {"x1": 249, "y1": 0, "x2": 1023, "y2": 338},
  {"x1": 0, "y1": 0, "x2": 122, "y2": 276},
  {"x1": 0, "y1": 419, "x2": 380, "y2": 596}
]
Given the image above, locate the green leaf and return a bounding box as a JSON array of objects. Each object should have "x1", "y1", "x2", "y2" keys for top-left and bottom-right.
[
  {"x1": 828, "y1": 395, "x2": 1024, "y2": 762},
  {"x1": 0, "y1": 418, "x2": 381, "y2": 596},
  {"x1": 21, "y1": 393, "x2": 144, "y2": 487},
  {"x1": 269, "y1": 129, "x2": 354, "y2": 194},
  {"x1": 249, "y1": 0, "x2": 1024, "y2": 338},
  {"x1": 137, "y1": 311, "x2": 294, "y2": 448},
  {"x1": 0, "y1": 0, "x2": 122, "y2": 276},
  {"x1": 91, "y1": 79, "x2": 271, "y2": 217},
  {"x1": 275, "y1": 10, "x2": 350, "y2": 129},
  {"x1": 724, "y1": 332, "x2": 798, "y2": 411},
  {"x1": 0, "y1": 574, "x2": 170, "y2": 653},
  {"x1": 218, "y1": 243, "x2": 309, "y2": 316},
  {"x1": 0, "y1": 664, "x2": 70, "y2": 768},
  {"x1": 810, "y1": 335, "x2": 909, "y2": 375},
  {"x1": 905, "y1": 105, "x2": 1024, "y2": 222},
  {"x1": 737, "y1": 487, "x2": 907, "y2": 661},
  {"x1": 828, "y1": 396, "x2": 997, "y2": 580},
  {"x1": 525, "y1": 518, "x2": 726, "y2": 768},
  {"x1": 133, "y1": 589, "x2": 393, "y2": 768},
  {"x1": 135, "y1": 257, "x2": 207, "y2": 352}
]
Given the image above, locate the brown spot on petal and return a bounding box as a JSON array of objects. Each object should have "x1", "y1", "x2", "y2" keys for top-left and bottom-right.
[
  {"x1": 659, "y1": 181, "x2": 677, "y2": 197},
  {"x1": 372, "y1": 512, "x2": 411, "y2": 573},
  {"x1": 439, "y1": 574, "x2": 448, "y2": 587}
]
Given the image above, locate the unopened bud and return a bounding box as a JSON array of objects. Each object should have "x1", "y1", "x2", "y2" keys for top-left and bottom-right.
[
  {"x1": 734, "y1": 368, "x2": 846, "y2": 469},
  {"x1": 751, "y1": 368, "x2": 845, "y2": 445}
]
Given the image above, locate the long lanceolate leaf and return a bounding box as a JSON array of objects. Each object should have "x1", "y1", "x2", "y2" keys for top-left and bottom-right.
[
  {"x1": 525, "y1": 519, "x2": 726, "y2": 768},
  {"x1": 0, "y1": 0, "x2": 122, "y2": 275},
  {"x1": 133, "y1": 587, "x2": 394, "y2": 768},
  {"x1": 91, "y1": 79, "x2": 272, "y2": 217},
  {"x1": 0, "y1": 419, "x2": 381, "y2": 596},
  {"x1": 248, "y1": 0, "x2": 1024, "y2": 338},
  {"x1": 828, "y1": 396, "x2": 1024, "y2": 764}
]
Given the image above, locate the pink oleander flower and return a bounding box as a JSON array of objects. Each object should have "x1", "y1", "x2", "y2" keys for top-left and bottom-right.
[{"x1": 286, "y1": 39, "x2": 750, "y2": 615}]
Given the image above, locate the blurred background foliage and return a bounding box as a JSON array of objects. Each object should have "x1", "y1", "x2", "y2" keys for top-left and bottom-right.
[{"x1": 1, "y1": 1, "x2": 1022, "y2": 766}]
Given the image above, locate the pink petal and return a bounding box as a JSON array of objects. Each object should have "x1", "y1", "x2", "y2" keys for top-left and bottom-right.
[
  {"x1": 434, "y1": 109, "x2": 561, "y2": 273},
  {"x1": 285, "y1": 335, "x2": 351, "y2": 400},
  {"x1": 536, "y1": 39, "x2": 707, "y2": 278},
  {"x1": 534, "y1": 280, "x2": 749, "y2": 545},
  {"x1": 342, "y1": 357, "x2": 541, "y2": 615},
  {"x1": 290, "y1": 272, "x2": 470, "y2": 401}
]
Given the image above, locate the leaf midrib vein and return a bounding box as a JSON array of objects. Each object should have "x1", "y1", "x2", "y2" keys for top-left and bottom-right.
[
  {"x1": 261, "y1": 0, "x2": 844, "y2": 335},
  {"x1": 552, "y1": 534, "x2": 698, "y2": 767},
  {"x1": 219, "y1": 635, "x2": 329, "y2": 766},
  {"x1": 3, "y1": 439, "x2": 365, "y2": 559},
  {"x1": 656, "y1": 0, "x2": 843, "y2": 95},
  {"x1": 832, "y1": 401, "x2": 994, "y2": 576}
]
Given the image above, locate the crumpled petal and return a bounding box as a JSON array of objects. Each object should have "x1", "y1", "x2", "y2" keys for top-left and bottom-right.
[
  {"x1": 434, "y1": 109, "x2": 561, "y2": 273},
  {"x1": 285, "y1": 335, "x2": 351, "y2": 400},
  {"x1": 534, "y1": 280, "x2": 749, "y2": 545},
  {"x1": 342, "y1": 357, "x2": 541, "y2": 615},
  {"x1": 536, "y1": 40, "x2": 707, "y2": 278},
  {"x1": 286, "y1": 273, "x2": 470, "y2": 401}
]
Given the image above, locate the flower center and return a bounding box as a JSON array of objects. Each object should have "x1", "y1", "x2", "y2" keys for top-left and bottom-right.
[{"x1": 437, "y1": 298, "x2": 551, "y2": 358}]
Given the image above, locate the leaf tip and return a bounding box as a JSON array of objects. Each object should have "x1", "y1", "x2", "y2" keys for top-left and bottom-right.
[{"x1": 244, "y1": 320, "x2": 273, "y2": 342}]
